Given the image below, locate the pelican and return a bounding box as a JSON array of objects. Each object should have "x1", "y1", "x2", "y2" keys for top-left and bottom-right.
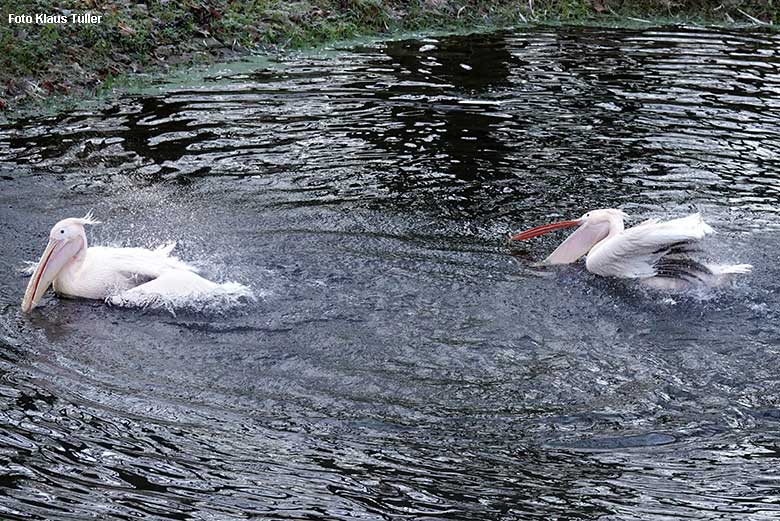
[
  {"x1": 510, "y1": 209, "x2": 751, "y2": 289},
  {"x1": 21, "y1": 213, "x2": 242, "y2": 312}
]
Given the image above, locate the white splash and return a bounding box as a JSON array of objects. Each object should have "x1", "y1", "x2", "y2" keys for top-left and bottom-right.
[
  {"x1": 107, "y1": 278, "x2": 256, "y2": 315},
  {"x1": 20, "y1": 261, "x2": 38, "y2": 275}
]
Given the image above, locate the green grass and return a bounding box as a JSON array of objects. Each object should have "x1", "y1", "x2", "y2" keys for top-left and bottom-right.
[{"x1": 1, "y1": 0, "x2": 778, "y2": 111}]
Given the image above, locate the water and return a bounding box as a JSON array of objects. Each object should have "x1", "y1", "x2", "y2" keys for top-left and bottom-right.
[{"x1": 2, "y1": 25, "x2": 780, "y2": 520}]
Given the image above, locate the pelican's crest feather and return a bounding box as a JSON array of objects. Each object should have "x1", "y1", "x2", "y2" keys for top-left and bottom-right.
[{"x1": 78, "y1": 211, "x2": 101, "y2": 226}]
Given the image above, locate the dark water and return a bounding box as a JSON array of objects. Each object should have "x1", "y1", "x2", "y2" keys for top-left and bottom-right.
[{"x1": 2, "y1": 25, "x2": 780, "y2": 520}]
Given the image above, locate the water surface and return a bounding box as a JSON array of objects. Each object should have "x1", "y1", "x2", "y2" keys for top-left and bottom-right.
[{"x1": 2, "y1": 25, "x2": 780, "y2": 520}]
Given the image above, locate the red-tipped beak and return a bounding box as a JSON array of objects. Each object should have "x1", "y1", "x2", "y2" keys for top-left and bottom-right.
[{"x1": 509, "y1": 219, "x2": 581, "y2": 241}]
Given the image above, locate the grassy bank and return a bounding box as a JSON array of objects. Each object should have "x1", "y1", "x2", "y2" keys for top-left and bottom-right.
[{"x1": 1, "y1": 1, "x2": 778, "y2": 111}]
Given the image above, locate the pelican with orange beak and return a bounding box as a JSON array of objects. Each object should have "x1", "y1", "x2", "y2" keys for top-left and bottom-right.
[
  {"x1": 510, "y1": 209, "x2": 751, "y2": 289},
  {"x1": 21, "y1": 213, "x2": 243, "y2": 312}
]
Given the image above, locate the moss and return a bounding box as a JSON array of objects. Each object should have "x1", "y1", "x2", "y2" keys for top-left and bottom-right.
[{"x1": 1, "y1": 0, "x2": 778, "y2": 112}]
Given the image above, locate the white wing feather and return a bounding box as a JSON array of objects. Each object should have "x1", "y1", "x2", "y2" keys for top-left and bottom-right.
[
  {"x1": 585, "y1": 213, "x2": 714, "y2": 278},
  {"x1": 53, "y1": 243, "x2": 198, "y2": 299},
  {"x1": 108, "y1": 270, "x2": 218, "y2": 305},
  {"x1": 86, "y1": 243, "x2": 196, "y2": 277},
  {"x1": 108, "y1": 269, "x2": 254, "y2": 310}
]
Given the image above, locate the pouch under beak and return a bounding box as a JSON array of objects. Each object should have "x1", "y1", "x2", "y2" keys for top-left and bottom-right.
[{"x1": 21, "y1": 239, "x2": 72, "y2": 312}]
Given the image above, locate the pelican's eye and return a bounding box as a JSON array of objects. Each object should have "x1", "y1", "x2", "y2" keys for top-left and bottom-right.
[{"x1": 60, "y1": 229, "x2": 65, "y2": 235}]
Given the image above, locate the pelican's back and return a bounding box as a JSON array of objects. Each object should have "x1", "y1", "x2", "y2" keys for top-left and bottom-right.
[{"x1": 54, "y1": 243, "x2": 196, "y2": 299}]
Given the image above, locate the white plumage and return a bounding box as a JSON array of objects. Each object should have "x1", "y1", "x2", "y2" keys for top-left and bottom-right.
[
  {"x1": 21, "y1": 214, "x2": 249, "y2": 312},
  {"x1": 51, "y1": 244, "x2": 192, "y2": 298},
  {"x1": 586, "y1": 213, "x2": 711, "y2": 278},
  {"x1": 511, "y1": 209, "x2": 751, "y2": 288}
]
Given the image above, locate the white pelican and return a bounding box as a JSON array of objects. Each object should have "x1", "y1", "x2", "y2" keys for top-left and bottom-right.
[
  {"x1": 21, "y1": 213, "x2": 241, "y2": 312},
  {"x1": 510, "y1": 209, "x2": 752, "y2": 289}
]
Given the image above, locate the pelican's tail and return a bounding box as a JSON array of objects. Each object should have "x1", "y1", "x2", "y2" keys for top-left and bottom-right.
[
  {"x1": 705, "y1": 263, "x2": 753, "y2": 287},
  {"x1": 642, "y1": 262, "x2": 751, "y2": 291},
  {"x1": 709, "y1": 263, "x2": 752, "y2": 275}
]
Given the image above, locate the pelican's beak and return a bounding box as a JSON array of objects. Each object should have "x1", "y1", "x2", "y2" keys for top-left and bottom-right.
[
  {"x1": 509, "y1": 219, "x2": 582, "y2": 241},
  {"x1": 21, "y1": 239, "x2": 74, "y2": 312},
  {"x1": 510, "y1": 217, "x2": 610, "y2": 265}
]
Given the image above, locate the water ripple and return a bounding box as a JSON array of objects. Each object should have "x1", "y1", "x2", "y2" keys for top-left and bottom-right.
[{"x1": 2, "y1": 25, "x2": 780, "y2": 520}]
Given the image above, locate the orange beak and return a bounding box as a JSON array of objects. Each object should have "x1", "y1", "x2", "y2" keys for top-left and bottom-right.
[{"x1": 510, "y1": 220, "x2": 581, "y2": 241}]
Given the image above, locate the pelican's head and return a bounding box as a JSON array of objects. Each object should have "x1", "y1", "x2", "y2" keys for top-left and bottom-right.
[
  {"x1": 577, "y1": 208, "x2": 628, "y2": 226},
  {"x1": 21, "y1": 212, "x2": 100, "y2": 313},
  {"x1": 510, "y1": 208, "x2": 627, "y2": 265}
]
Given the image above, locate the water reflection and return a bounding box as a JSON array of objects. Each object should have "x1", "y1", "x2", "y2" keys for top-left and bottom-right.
[{"x1": 5, "y1": 27, "x2": 780, "y2": 219}]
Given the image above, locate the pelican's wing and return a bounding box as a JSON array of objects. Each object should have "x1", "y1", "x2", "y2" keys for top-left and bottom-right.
[
  {"x1": 108, "y1": 269, "x2": 254, "y2": 310},
  {"x1": 110, "y1": 269, "x2": 218, "y2": 304},
  {"x1": 585, "y1": 213, "x2": 714, "y2": 279},
  {"x1": 88, "y1": 243, "x2": 196, "y2": 280},
  {"x1": 55, "y1": 244, "x2": 201, "y2": 300}
]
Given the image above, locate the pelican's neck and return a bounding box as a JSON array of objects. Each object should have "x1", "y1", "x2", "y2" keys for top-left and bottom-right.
[
  {"x1": 54, "y1": 232, "x2": 89, "y2": 288},
  {"x1": 74, "y1": 229, "x2": 88, "y2": 262},
  {"x1": 588, "y1": 214, "x2": 625, "y2": 255},
  {"x1": 606, "y1": 214, "x2": 625, "y2": 237}
]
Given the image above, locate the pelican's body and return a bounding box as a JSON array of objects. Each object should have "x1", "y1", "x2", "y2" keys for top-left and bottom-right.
[
  {"x1": 510, "y1": 209, "x2": 751, "y2": 289},
  {"x1": 22, "y1": 214, "x2": 226, "y2": 312}
]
